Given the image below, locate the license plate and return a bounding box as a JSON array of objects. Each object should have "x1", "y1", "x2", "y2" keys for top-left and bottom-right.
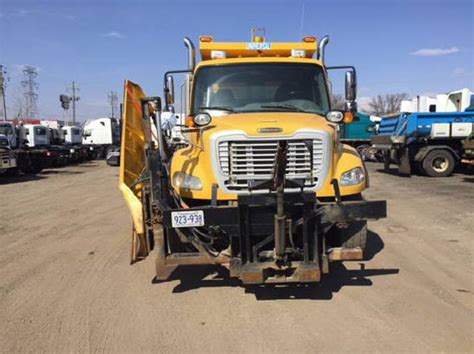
[{"x1": 171, "y1": 210, "x2": 205, "y2": 228}]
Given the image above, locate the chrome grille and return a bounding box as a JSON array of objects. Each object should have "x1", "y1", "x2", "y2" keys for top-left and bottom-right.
[
  {"x1": 218, "y1": 139, "x2": 324, "y2": 191},
  {"x1": 1, "y1": 151, "x2": 10, "y2": 160}
]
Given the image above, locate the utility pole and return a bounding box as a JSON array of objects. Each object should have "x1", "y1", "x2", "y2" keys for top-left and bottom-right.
[
  {"x1": 21, "y1": 65, "x2": 39, "y2": 119},
  {"x1": 68, "y1": 81, "x2": 80, "y2": 124},
  {"x1": 108, "y1": 91, "x2": 118, "y2": 118},
  {"x1": 0, "y1": 65, "x2": 7, "y2": 121}
]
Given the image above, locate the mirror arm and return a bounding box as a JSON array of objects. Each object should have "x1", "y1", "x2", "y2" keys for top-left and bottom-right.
[{"x1": 163, "y1": 69, "x2": 193, "y2": 110}]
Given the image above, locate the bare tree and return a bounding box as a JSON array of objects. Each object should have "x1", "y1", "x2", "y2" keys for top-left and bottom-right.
[
  {"x1": 368, "y1": 93, "x2": 409, "y2": 116},
  {"x1": 331, "y1": 94, "x2": 345, "y2": 110}
]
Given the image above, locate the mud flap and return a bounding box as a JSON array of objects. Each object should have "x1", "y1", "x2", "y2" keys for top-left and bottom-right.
[{"x1": 398, "y1": 148, "x2": 411, "y2": 176}]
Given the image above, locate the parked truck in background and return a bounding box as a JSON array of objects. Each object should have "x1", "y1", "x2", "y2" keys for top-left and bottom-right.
[
  {"x1": 340, "y1": 112, "x2": 379, "y2": 160},
  {"x1": 119, "y1": 33, "x2": 386, "y2": 285},
  {"x1": 0, "y1": 134, "x2": 17, "y2": 176},
  {"x1": 62, "y1": 125, "x2": 94, "y2": 162},
  {"x1": 82, "y1": 117, "x2": 121, "y2": 159},
  {"x1": 371, "y1": 110, "x2": 474, "y2": 176},
  {"x1": 0, "y1": 122, "x2": 50, "y2": 175}
]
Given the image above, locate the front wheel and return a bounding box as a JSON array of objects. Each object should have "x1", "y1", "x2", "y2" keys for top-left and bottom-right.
[
  {"x1": 421, "y1": 149, "x2": 455, "y2": 177},
  {"x1": 356, "y1": 144, "x2": 371, "y2": 161},
  {"x1": 329, "y1": 220, "x2": 368, "y2": 251},
  {"x1": 341, "y1": 221, "x2": 368, "y2": 250}
]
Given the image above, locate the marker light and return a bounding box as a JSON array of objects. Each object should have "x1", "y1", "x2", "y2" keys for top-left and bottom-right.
[
  {"x1": 199, "y1": 36, "x2": 214, "y2": 42},
  {"x1": 193, "y1": 112, "x2": 212, "y2": 127},
  {"x1": 303, "y1": 36, "x2": 317, "y2": 43},
  {"x1": 343, "y1": 112, "x2": 354, "y2": 123},
  {"x1": 291, "y1": 49, "x2": 306, "y2": 58},
  {"x1": 211, "y1": 50, "x2": 227, "y2": 59},
  {"x1": 326, "y1": 111, "x2": 344, "y2": 123}
]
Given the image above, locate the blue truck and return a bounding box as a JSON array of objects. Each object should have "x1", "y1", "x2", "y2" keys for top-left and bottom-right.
[{"x1": 371, "y1": 110, "x2": 474, "y2": 177}]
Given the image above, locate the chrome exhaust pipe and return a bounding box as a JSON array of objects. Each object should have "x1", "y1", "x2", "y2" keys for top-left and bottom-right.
[
  {"x1": 183, "y1": 37, "x2": 196, "y2": 71},
  {"x1": 317, "y1": 35, "x2": 329, "y2": 64}
]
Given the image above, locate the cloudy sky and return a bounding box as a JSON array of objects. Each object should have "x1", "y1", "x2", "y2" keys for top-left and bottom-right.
[{"x1": 0, "y1": 0, "x2": 472, "y2": 121}]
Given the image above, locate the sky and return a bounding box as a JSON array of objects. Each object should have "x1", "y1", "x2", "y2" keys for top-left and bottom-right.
[{"x1": 0, "y1": 0, "x2": 473, "y2": 121}]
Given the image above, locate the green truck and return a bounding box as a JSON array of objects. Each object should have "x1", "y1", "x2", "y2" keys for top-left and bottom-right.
[{"x1": 341, "y1": 112, "x2": 378, "y2": 160}]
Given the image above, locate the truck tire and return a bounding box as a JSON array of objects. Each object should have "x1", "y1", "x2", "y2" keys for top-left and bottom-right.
[
  {"x1": 340, "y1": 221, "x2": 368, "y2": 250},
  {"x1": 421, "y1": 149, "x2": 455, "y2": 177},
  {"x1": 4, "y1": 167, "x2": 20, "y2": 177},
  {"x1": 356, "y1": 144, "x2": 371, "y2": 161}
]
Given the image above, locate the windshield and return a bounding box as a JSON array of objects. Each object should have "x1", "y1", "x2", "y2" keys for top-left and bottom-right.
[
  {"x1": 35, "y1": 127, "x2": 47, "y2": 136},
  {"x1": 192, "y1": 63, "x2": 330, "y2": 115},
  {"x1": 0, "y1": 123, "x2": 14, "y2": 135}
]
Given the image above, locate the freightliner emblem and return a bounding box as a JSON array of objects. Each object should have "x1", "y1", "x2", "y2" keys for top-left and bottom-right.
[{"x1": 258, "y1": 127, "x2": 283, "y2": 133}]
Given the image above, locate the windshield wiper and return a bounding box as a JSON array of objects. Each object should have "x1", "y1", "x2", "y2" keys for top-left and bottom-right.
[
  {"x1": 260, "y1": 104, "x2": 306, "y2": 112},
  {"x1": 199, "y1": 106, "x2": 235, "y2": 112}
]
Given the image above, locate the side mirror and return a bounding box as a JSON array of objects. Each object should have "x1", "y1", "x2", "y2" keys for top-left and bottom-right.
[
  {"x1": 345, "y1": 70, "x2": 357, "y2": 102},
  {"x1": 165, "y1": 75, "x2": 175, "y2": 105}
]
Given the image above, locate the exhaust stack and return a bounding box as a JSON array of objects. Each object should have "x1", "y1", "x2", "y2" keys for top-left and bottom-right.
[
  {"x1": 317, "y1": 35, "x2": 329, "y2": 65},
  {"x1": 183, "y1": 37, "x2": 196, "y2": 71}
]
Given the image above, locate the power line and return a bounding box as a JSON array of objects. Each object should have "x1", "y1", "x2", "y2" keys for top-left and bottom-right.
[
  {"x1": 21, "y1": 65, "x2": 39, "y2": 119},
  {"x1": 108, "y1": 90, "x2": 118, "y2": 118}
]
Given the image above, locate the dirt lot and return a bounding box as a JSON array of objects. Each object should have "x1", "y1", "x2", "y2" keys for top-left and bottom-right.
[{"x1": 0, "y1": 162, "x2": 473, "y2": 353}]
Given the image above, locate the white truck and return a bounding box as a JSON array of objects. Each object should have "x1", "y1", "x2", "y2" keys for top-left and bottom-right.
[
  {"x1": 0, "y1": 134, "x2": 17, "y2": 176},
  {"x1": 82, "y1": 117, "x2": 121, "y2": 159},
  {"x1": 0, "y1": 122, "x2": 51, "y2": 175}
]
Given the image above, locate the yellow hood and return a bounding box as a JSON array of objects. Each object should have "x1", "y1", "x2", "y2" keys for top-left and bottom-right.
[{"x1": 204, "y1": 112, "x2": 336, "y2": 137}]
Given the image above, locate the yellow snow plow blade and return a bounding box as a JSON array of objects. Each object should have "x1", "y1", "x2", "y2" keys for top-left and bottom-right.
[{"x1": 119, "y1": 80, "x2": 149, "y2": 262}]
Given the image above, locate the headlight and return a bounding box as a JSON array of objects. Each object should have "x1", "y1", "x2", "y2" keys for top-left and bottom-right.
[
  {"x1": 173, "y1": 172, "x2": 203, "y2": 190},
  {"x1": 326, "y1": 110, "x2": 344, "y2": 123},
  {"x1": 340, "y1": 167, "x2": 365, "y2": 186},
  {"x1": 193, "y1": 113, "x2": 212, "y2": 127},
  {"x1": 390, "y1": 135, "x2": 406, "y2": 144}
]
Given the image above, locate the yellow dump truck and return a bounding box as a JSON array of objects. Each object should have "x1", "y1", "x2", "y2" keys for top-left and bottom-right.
[{"x1": 120, "y1": 32, "x2": 387, "y2": 284}]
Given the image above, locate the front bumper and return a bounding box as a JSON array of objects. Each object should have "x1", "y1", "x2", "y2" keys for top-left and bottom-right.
[
  {"x1": 0, "y1": 157, "x2": 17, "y2": 169},
  {"x1": 161, "y1": 194, "x2": 386, "y2": 284}
]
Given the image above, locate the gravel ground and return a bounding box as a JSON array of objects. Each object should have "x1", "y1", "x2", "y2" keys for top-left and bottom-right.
[{"x1": 0, "y1": 161, "x2": 473, "y2": 353}]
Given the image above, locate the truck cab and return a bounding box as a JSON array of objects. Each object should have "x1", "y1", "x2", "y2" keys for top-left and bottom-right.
[
  {"x1": 63, "y1": 126, "x2": 83, "y2": 145},
  {"x1": 0, "y1": 121, "x2": 17, "y2": 148},
  {"x1": 0, "y1": 133, "x2": 17, "y2": 176},
  {"x1": 23, "y1": 124, "x2": 50, "y2": 148},
  {"x1": 120, "y1": 33, "x2": 386, "y2": 285},
  {"x1": 83, "y1": 117, "x2": 120, "y2": 158}
]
